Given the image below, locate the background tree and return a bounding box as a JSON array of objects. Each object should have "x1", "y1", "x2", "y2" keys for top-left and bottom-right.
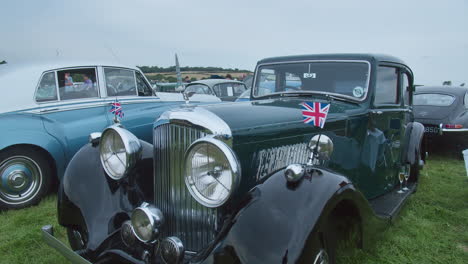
[
  {"x1": 0, "y1": 60, "x2": 6, "y2": 64},
  {"x1": 442, "y1": 81, "x2": 452, "y2": 86}
]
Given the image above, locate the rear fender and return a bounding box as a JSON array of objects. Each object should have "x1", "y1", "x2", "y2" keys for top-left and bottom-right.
[
  {"x1": 0, "y1": 114, "x2": 66, "y2": 178},
  {"x1": 403, "y1": 122, "x2": 425, "y2": 165}
]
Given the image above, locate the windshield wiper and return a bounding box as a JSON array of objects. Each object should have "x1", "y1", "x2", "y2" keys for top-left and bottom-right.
[{"x1": 276, "y1": 91, "x2": 360, "y2": 104}]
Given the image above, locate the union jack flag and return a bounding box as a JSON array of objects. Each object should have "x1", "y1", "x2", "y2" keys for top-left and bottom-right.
[
  {"x1": 110, "y1": 99, "x2": 124, "y2": 118},
  {"x1": 301, "y1": 102, "x2": 330, "y2": 128}
]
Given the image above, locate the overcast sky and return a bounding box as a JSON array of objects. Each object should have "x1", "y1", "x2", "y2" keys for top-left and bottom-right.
[{"x1": 1, "y1": 0, "x2": 467, "y2": 85}]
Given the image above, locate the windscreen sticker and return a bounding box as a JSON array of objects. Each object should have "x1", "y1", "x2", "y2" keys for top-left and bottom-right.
[
  {"x1": 303, "y1": 73, "x2": 316, "y2": 79},
  {"x1": 227, "y1": 86, "x2": 234, "y2": 96},
  {"x1": 352, "y1": 86, "x2": 364, "y2": 98}
]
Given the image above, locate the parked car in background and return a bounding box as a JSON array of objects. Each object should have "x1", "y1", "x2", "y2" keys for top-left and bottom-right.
[
  {"x1": 153, "y1": 82, "x2": 187, "y2": 93},
  {"x1": 235, "y1": 88, "x2": 251, "y2": 102},
  {"x1": 184, "y1": 79, "x2": 247, "y2": 101},
  {"x1": 414, "y1": 86, "x2": 468, "y2": 155},
  {"x1": 0, "y1": 62, "x2": 218, "y2": 209},
  {"x1": 44, "y1": 54, "x2": 425, "y2": 263}
]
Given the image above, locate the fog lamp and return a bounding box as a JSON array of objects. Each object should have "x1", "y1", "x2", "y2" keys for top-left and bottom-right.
[
  {"x1": 161, "y1": 236, "x2": 184, "y2": 264},
  {"x1": 131, "y1": 203, "x2": 164, "y2": 243},
  {"x1": 121, "y1": 220, "x2": 136, "y2": 247}
]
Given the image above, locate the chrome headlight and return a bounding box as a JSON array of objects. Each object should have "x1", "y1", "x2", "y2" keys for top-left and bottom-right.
[
  {"x1": 99, "y1": 125, "x2": 142, "y2": 180},
  {"x1": 185, "y1": 137, "x2": 240, "y2": 208},
  {"x1": 131, "y1": 203, "x2": 164, "y2": 243}
]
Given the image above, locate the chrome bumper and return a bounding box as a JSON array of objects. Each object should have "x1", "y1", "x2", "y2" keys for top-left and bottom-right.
[
  {"x1": 438, "y1": 123, "x2": 468, "y2": 135},
  {"x1": 41, "y1": 225, "x2": 91, "y2": 264}
]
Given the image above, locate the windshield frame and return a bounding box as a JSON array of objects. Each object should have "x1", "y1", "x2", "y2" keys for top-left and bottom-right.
[{"x1": 252, "y1": 60, "x2": 372, "y2": 102}]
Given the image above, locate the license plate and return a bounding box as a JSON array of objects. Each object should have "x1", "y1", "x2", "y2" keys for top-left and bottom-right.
[{"x1": 424, "y1": 126, "x2": 439, "y2": 133}]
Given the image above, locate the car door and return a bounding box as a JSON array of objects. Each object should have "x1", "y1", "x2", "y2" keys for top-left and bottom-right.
[
  {"x1": 39, "y1": 67, "x2": 109, "y2": 161},
  {"x1": 103, "y1": 67, "x2": 178, "y2": 143},
  {"x1": 365, "y1": 65, "x2": 405, "y2": 197}
]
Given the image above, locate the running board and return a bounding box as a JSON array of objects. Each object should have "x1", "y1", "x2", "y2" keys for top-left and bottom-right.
[{"x1": 369, "y1": 182, "x2": 416, "y2": 219}]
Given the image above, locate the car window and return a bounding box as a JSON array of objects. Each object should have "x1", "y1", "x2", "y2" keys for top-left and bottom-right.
[
  {"x1": 104, "y1": 68, "x2": 137, "y2": 96},
  {"x1": 254, "y1": 62, "x2": 369, "y2": 100},
  {"x1": 402, "y1": 73, "x2": 411, "y2": 106},
  {"x1": 57, "y1": 68, "x2": 98, "y2": 100},
  {"x1": 257, "y1": 68, "x2": 277, "y2": 96},
  {"x1": 414, "y1": 93, "x2": 455, "y2": 106},
  {"x1": 213, "y1": 83, "x2": 246, "y2": 97},
  {"x1": 136, "y1": 71, "x2": 153, "y2": 96},
  {"x1": 35, "y1": 71, "x2": 58, "y2": 102},
  {"x1": 375, "y1": 66, "x2": 399, "y2": 105},
  {"x1": 185, "y1": 84, "x2": 211, "y2": 94}
]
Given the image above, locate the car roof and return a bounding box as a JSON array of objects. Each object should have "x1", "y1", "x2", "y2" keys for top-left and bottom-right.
[
  {"x1": 415, "y1": 86, "x2": 468, "y2": 96},
  {"x1": 188, "y1": 79, "x2": 245, "y2": 88},
  {"x1": 0, "y1": 61, "x2": 140, "y2": 114},
  {"x1": 257, "y1": 53, "x2": 407, "y2": 65}
]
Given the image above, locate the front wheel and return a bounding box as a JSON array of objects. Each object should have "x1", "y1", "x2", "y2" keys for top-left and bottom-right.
[
  {"x1": 0, "y1": 147, "x2": 52, "y2": 209},
  {"x1": 300, "y1": 222, "x2": 336, "y2": 264}
]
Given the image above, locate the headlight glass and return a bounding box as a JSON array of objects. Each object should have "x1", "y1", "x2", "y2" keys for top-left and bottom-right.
[
  {"x1": 99, "y1": 125, "x2": 141, "y2": 180},
  {"x1": 185, "y1": 138, "x2": 240, "y2": 208}
]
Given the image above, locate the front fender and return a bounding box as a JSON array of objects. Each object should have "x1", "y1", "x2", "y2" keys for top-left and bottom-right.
[
  {"x1": 208, "y1": 167, "x2": 377, "y2": 264},
  {"x1": 58, "y1": 139, "x2": 154, "y2": 252},
  {"x1": 0, "y1": 114, "x2": 67, "y2": 178}
]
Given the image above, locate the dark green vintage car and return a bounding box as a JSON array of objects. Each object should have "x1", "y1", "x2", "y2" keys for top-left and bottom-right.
[{"x1": 43, "y1": 54, "x2": 425, "y2": 264}]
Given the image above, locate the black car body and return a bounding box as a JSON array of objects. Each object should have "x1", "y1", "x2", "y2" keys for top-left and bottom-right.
[
  {"x1": 414, "y1": 86, "x2": 468, "y2": 154},
  {"x1": 43, "y1": 54, "x2": 425, "y2": 264}
]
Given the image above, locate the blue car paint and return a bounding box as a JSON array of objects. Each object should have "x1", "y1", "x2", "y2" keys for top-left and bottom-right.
[
  {"x1": 0, "y1": 98, "x2": 182, "y2": 182},
  {"x1": 0, "y1": 113, "x2": 67, "y2": 177}
]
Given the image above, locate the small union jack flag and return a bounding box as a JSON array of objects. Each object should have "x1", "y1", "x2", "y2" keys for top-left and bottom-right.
[
  {"x1": 110, "y1": 99, "x2": 124, "y2": 118},
  {"x1": 301, "y1": 102, "x2": 330, "y2": 128}
]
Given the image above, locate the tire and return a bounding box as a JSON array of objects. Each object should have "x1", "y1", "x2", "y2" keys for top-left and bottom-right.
[
  {"x1": 0, "y1": 147, "x2": 52, "y2": 210},
  {"x1": 300, "y1": 221, "x2": 337, "y2": 264}
]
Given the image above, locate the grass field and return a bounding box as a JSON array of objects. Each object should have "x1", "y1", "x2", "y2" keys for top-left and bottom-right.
[{"x1": 0, "y1": 155, "x2": 467, "y2": 263}]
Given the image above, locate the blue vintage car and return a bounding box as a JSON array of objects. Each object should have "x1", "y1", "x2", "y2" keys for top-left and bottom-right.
[{"x1": 0, "y1": 62, "x2": 220, "y2": 209}]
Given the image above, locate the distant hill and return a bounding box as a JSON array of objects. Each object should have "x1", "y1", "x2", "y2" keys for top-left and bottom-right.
[
  {"x1": 137, "y1": 65, "x2": 250, "y2": 74},
  {"x1": 140, "y1": 65, "x2": 252, "y2": 82}
]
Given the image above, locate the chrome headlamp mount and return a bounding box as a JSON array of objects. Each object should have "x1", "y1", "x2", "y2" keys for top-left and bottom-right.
[{"x1": 284, "y1": 134, "x2": 333, "y2": 183}]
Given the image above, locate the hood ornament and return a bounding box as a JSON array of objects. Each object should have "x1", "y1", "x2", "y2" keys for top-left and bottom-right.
[{"x1": 183, "y1": 91, "x2": 196, "y2": 104}]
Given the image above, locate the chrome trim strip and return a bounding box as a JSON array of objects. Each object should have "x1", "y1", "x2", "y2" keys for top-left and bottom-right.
[
  {"x1": 41, "y1": 225, "x2": 91, "y2": 264},
  {"x1": 24, "y1": 101, "x2": 109, "y2": 114},
  {"x1": 155, "y1": 106, "x2": 232, "y2": 138},
  {"x1": 252, "y1": 60, "x2": 372, "y2": 102},
  {"x1": 441, "y1": 128, "x2": 468, "y2": 132}
]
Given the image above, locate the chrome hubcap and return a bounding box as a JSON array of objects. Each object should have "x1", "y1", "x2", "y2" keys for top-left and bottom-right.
[
  {"x1": 313, "y1": 249, "x2": 329, "y2": 264},
  {"x1": 0, "y1": 156, "x2": 42, "y2": 205}
]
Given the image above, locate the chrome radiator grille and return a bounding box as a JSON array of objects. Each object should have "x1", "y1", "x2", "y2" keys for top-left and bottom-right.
[{"x1": 154, "y1": 123, "x2": 217, "y2": 252}]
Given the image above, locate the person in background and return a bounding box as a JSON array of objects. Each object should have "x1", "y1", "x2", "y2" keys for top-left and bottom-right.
[
  {"x1": 225, "y1": 74, "x2": 233, "y2": 80},
  {"x1": 82, "y1": 74, "x2": 93, "y2": 91},
  {"x1": 184, "y1": 76, "x2": 191, "y2": 83},
  {"x1": 64, "y1": 72, "x2": 73, "y2": 92}
]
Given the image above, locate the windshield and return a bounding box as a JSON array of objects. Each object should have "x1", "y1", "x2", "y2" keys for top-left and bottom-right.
[
  {"x1": 253, "y1": 61, "x2": 370, "y2": 100},
  {"x1": 414, "y1": 93, "x2": 455, "y2": 106}
]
